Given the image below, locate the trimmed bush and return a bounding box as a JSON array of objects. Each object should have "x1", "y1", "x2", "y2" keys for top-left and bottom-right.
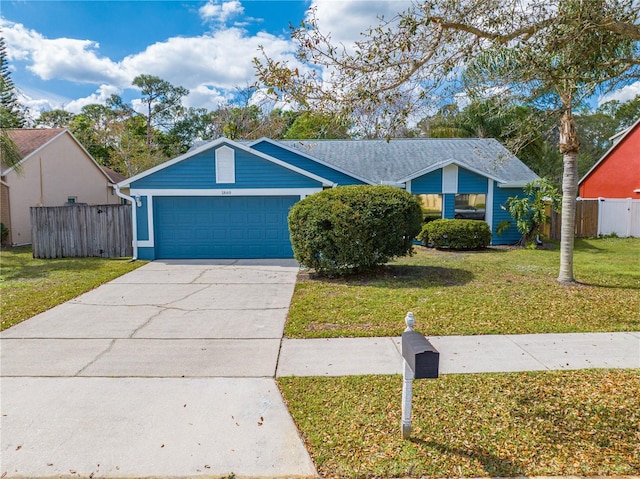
[
  {"x1": 419, "y1": 219, "x2": 492, "y2": 250},
  {"x1": 288, "y1": 185, "x2": 422, "y2": 276},
  {"x1": 0, "y1": 223, "x2": 8, "y2": 246}
]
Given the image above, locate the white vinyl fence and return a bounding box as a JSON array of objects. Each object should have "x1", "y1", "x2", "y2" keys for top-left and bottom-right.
[{"x1": 597, "y1": 198, "x2": 640, "y2": 238}]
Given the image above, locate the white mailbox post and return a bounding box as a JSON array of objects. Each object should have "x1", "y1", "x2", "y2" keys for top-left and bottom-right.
[
  {"x1": 400, "y1": 311, "x2": 440, "y2": 439},
  {"x1": 401, "y1": 312, "x2": 416, "y2": 439}
]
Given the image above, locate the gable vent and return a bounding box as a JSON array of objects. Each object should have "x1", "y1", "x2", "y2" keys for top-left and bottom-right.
[{"x1": 215, "y1": 146, "x2": 235, "y2": 184}]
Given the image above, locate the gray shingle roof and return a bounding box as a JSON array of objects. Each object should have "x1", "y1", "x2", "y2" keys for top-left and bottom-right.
[{"x1": 276, "y1": 138, "x2": 539, "y2": 185}]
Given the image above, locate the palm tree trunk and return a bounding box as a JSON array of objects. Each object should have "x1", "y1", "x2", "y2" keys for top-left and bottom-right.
[{"x1": 557, "y1": 111, "x2": 579, "y2": 284}]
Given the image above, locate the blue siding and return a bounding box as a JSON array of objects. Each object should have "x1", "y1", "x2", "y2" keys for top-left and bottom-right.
[
  {"x1": 492, "y1": 187, "x2": 525, "y2": 245},
  {"x1": 131, "y1": 145, "x2": 322, "y2": 189},
  {"x1": 411, "y1": 170, "x2": 442, "y2": 193},
  {"x1": 458, "y1": 168, "x2": 488, "y2": 193},
  {"x1": 136, "y1": 196, "x2": 149, "y2": 241},
  {"x1": 443, "y1": 193, "x2": 455, "y2": 218},
  {"x1": 138, "y1": 246, "x2": 155, "y2": 260},
  {"x1": 251, "y1": 141, "x2": 366, "y2": 186}
]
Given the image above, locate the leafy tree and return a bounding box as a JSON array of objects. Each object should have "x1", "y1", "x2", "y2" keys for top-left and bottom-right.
[
  {"x1": 208, "y1": 102, "x2": 296, "y2": 140},
  {"x1": 284, "y1": 112, "x2": 350, "y2": 139},
  {"x1": 598, "y1": 94, "x2": 640, "y2": 130},
  {"x1": 131, "y1": 74, "x2": 189, "y2": 149},
  {"x1": 0, "y1": 35, "x2": 26, "y2": 129},
  {"x1": 166, "y1": 107, "x2": 217, "y2": 153},
  {"x1": 415, "y1": 99, "x2": 559, "y2": 181},
  {"x1": 36, "y1": 109, "x2": 75, "y2": 129},
  {"x1": 108, "y1": 115, "x2": 158, "y2": 176},
  {"x1": 499, "y1": 178, "x2": 562, "y2": 248},
  {"x1": 268, "y1": 108, "x2": 300, "y2": 139},
  {"x1": 256, "y1": 0, "x2": 640, "y2": 284},
  {"x1": 0, "y1": 34, "x2": 25, "y2": 170},
  {"x1": 574, "y1": 110, "x2": 619, "y2": 178}
]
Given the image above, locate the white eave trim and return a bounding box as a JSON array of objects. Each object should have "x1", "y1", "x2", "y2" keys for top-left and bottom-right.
[
  {"x1": 118, "y1": 137, "x2": 336, "y2": 188},
  {"x1": 128, "y1": 188, "x2": 323, "y2": 197},
  {"x1": 396, "y1": 159, "x2": 506, "y2": 185},
  {"x1": 497, "y1": 181, "x2": 531, "y2": 188},
  {"x1": 248, "y1": 137, "x2": 376, "y2": 186}
]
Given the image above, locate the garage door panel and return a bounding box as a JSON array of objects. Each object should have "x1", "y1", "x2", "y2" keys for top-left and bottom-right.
[{"x1": 154, "y1": 196, "x2": 297, "y2": 259}]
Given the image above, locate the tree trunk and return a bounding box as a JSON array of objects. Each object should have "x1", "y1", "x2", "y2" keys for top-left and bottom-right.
[
  {"x1": 557, "y1": 111, "x2": 579, "y2": 284},
  {"x1": 146, "y1": 101, "x2": 153, "y2": 149}
]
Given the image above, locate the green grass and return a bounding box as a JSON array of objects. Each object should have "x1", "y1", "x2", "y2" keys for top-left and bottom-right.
[
  {"x1": 0, "y1": 246, "x2": 145, "y2": 330},
  {"x1": 286, "y1": 237, "x2": 640, "y2": 337},
  {"x1": 279, "y1": 369, "x2": 640, "y2": 478}
]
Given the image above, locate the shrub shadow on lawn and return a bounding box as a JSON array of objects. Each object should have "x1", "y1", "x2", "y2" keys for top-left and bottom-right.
[
  {"x1": 300, "y1": 264, "x2": 474, "y2": 289},
  {"x1": 572, "y1": 279, "x2": 640, "y2": 290},
  {"x1": 410, "y1": 438, "x2": 524, "y2": 477}
]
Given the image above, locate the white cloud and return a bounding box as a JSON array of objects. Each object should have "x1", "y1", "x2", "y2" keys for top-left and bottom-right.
[
  {"x1": 32, "y1": 38, "x2": 127, "y2": 85},
  {"x1": 1, "y1": 20, "x2": 34, "y2": 61},
  {"x1": 199, "y1": 0, "x2": 244, "y2": 23},
  {"x1": 2, "y1": 2, "x2": 413, "y2": 115},
  {"x1": 598, "y1": 82, "x2": 640, "y2": 105},
  {"x1": 2, "y1": 19, "x2": 128, "y2": 86},
  {"x1": 16, "y1": 87, "x2": 68, "y2": 116},
  {"x1": 304, "y1": 1, "x2": 413, "y2": 96},
  {"x1": 309, "y1": 0, "x2": 411, "y2": 51},
  {"x1": 121, "y1": 28, "x2": 308, "y2": 95},
  {"x1": 19, "y1": 97, "x2": 55, "y2": 118},
  {"x1": 2, "y1": 17, "x2": 302, "y2": 100},
  {"x1": 185, "y1": 84, "x2": 233, "y2": 110},
  {"x1": 65, "y1": 84, "x2": 122, "y2": 113}
]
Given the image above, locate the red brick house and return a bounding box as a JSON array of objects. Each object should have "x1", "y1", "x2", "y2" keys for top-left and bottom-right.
[{"x1": 579, "y1": 117, "x2": 640, "y2": 199}]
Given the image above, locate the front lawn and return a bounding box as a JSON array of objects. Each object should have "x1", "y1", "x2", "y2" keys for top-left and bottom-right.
[
  {"x1": 286, "y1": 237, "x2": 640, "y2": 337},
  {"x1": 0, "y1": 246, "x2": 145, "y2": 331},
  {"x1": 279, "y1": 369, "x2": 640, "y2": 478}
]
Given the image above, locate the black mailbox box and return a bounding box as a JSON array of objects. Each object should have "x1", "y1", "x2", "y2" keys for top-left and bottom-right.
[{"x1": 402, "y1": 331, "x2": 439, "y2": 379}]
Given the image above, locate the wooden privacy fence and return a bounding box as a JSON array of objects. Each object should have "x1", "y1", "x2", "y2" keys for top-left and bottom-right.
[
  {"x1": 545, "y1": 199, "x2": 599, "y2": 240},
  {"x1": 31, "y1": 204, "x2": 132, "y2": 258}
]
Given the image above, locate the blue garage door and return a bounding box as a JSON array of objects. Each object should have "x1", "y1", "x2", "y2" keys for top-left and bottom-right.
[{"x1": 154, "y1": 196, "x2": 298, "y2": 258}]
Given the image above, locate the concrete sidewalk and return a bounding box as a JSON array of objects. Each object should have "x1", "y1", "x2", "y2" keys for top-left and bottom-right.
[{"x1": 276, "y1": 331, "x2": 640, "y2": 377}]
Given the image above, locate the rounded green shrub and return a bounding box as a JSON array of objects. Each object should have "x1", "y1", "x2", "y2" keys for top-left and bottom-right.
[
  {"x1": 419, "y1": 219, "x2": 492, "y2": 250},
  {"x1": 288, "y1": 185, "x2": 422, "y2": 276}
]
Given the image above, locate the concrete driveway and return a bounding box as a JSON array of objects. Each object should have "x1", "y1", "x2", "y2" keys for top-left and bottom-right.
[{"x1": 1, "y1": 259, "x2": 317, "y2": 478}]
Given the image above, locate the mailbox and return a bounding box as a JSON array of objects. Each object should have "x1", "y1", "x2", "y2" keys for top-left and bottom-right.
[{"x1": 401, "y1": 331, "x2": 439, "y2": 379}]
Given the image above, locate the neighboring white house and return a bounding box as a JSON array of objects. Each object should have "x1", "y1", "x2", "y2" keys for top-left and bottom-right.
[{"x1": 1, "y1": 128, "x2": 123, "y2": 245}]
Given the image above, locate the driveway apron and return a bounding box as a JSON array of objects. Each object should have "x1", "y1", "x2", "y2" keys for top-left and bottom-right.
[{"x1": 1, "y1": 259, "x2": 318, "y2": 478}]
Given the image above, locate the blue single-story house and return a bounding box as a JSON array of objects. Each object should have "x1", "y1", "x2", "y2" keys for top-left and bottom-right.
[{"x1": 117, "y1": 137, "x2": 540, "y2": 260}]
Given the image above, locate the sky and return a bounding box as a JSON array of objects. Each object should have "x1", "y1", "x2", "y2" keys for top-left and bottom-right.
[
  {"x1": 1, "y1": 0, "x2": 416, "y2": 116},
  {"x1": 1, "y1": 0, "x2": 639, "y2": 118}
]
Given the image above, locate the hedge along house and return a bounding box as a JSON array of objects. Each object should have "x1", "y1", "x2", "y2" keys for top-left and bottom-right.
[{"x1": 117, "y1": 137, "x2": 539, "y2": 260}]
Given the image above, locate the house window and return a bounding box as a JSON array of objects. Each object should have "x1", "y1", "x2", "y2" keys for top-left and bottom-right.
[
  {"x1": 215, "y1": 146, "x2": 235, "y2": 184},
  {"x1": 67, "y1": 196, "x2": 77, "y2": 204},
  {"x1": 454, "y1": 194, "x2": 486, "y2": 220},
  {"x1": 415, "y1": 194, "x2": 442, "y2": 223}
]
